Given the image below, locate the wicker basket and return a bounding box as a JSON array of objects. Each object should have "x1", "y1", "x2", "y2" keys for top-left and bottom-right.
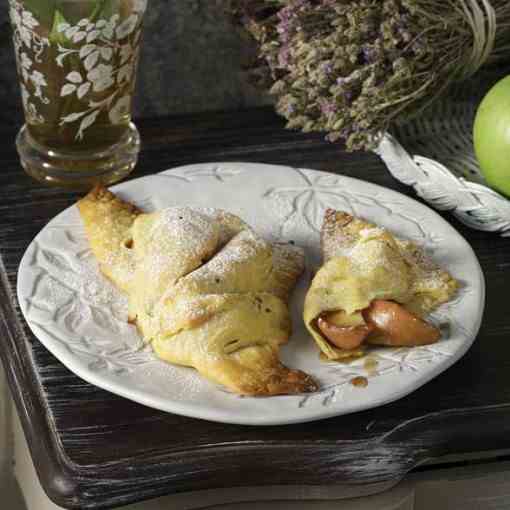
[{"x1": 375, "y1": 71, "x2": 510, "y2": 237}]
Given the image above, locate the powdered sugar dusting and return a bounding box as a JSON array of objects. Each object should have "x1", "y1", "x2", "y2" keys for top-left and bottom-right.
[
  {"x1": 142, "y1": 207, "x2": 220, "y2": 280},
  {"x1": 398, "y1": 239, "x2": 458, "y2": 302},
  {"x1": 272, "y1": 242, "x2": 305, "y2": 270},
  {"x1": 18, "y1": 163, "x2": 482, "y2": 424},
  {"x1": 323, "y1": 216, "x2": 450, "y2": 292},
  {"x1": 360, "y1": 227, "x2": 386, "y2": 239},
  {"x1": 350, "y1": 239, "x2": 402, "y2": 276},
  {"x1": 79, "y1": 256, "x2": 129, "y2": 319},
  {"x1": 38, "y1": 243, "x2": 129, "y2": 320},
  {"x1": 190, "y1": 229, "x2": 268, "y2": 280},
  {"x1": 31, "y1": 232, "x2": 212, "y2": 402},
  {"x1": 195, "y1": 207, "x2": 248, "y2": 246},
  {"x1": 152, "y1": 207, "x2": 217, "y2": 241},
  {"x1": 136, "y1": 361, "x2": 205, "y2": 401}
]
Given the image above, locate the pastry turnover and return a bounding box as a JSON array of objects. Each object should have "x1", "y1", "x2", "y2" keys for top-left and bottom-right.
[
  {"x1": 78, "y1": 186, "x2": 317, "y2": 396},
  {"x1": 304, "y1": 209, "x2": 458, "y2": 361}
]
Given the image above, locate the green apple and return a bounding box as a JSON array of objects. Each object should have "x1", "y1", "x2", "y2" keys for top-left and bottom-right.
[{"x1": 473, "y1": 75, "x2": 510, "y2": 198}]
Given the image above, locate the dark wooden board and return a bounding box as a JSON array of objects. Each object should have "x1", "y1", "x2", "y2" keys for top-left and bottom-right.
[{"x1": 0, "y1": 108, "x2": 509, "y2": 510}]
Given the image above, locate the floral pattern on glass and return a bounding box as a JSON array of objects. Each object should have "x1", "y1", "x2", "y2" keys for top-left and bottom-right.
[
  {"x1": 9, "y1": 0, "x2": 146, "y2": 141},
  {"x1": 9, "y1": 1, "x2": 50, "y2": 125}
]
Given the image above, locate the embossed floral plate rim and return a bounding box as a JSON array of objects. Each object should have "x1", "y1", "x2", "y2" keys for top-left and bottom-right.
[{"x1": 17, "y1": 163, "x2": 485, "y2": 425}]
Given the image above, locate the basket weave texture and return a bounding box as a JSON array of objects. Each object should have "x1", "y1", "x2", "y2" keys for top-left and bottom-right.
[{"x1": 376, "y1": 71, "x2": 510, "y2": 236}]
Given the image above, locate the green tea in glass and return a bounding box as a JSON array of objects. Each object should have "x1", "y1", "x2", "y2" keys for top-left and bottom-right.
[{"x1": 9, "y1": 0, "x2": 147, "y2": 188}]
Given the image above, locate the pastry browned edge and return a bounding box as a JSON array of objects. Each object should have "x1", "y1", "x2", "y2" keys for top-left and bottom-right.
[
  {"x1": 304, "y1": 209, "x2": 458, "y2": 360},
  {"x1": 78, "y1": 185, "x2": 318, "y2": 396}
]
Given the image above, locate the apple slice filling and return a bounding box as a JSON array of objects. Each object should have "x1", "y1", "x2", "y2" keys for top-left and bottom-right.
[{"x1": 317, "y1": 300, "x2": 440, "y2": 350}]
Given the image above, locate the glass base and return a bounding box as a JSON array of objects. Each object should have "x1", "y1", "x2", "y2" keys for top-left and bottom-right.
[{"x1": 16, "y1": 123, "x2": 141, "y2": 190}]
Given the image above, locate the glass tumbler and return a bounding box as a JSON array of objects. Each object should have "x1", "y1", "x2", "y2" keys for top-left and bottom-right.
[{"x1": 8, "y1": 0, "x2": 147, "y2": 188}]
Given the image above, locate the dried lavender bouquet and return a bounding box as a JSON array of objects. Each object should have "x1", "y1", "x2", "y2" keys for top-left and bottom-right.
[{"x1": 227, "y1": 0, "x2": 510, "y2": 151}]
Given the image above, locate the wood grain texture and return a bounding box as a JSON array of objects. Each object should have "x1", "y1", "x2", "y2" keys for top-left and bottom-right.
[{"x1": 0, "y1": 108, "x2": 509, "y2": 510}]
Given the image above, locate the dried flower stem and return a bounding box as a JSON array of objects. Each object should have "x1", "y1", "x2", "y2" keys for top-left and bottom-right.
[{"x1": 228, "y1": 0, "x2": 510, "y2": 151}]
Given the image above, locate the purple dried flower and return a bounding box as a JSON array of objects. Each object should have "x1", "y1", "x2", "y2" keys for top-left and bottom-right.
[
  {"x1": 323, "y1": 62, "x2": 333, "y2": 74},
  {"x1": 320, "y1": 100, "x2": 337, "y2": 115},
  {"x1": 362, "y1": 45, "x2": 377, "y2": 64},
  {"x1": 338, "y1": 127, "x2": 352, "y2": 139},
  {"x1": 278, "y1": 46, "x2": 291, "y2": 67},
  {"x1": 229, "y1": 0, "x2": 506, "y2": 152}
]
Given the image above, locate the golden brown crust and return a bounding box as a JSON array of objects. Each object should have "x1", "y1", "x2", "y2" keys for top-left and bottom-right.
[
  {"x1": 268, "y1": 243, "x2": 305, "y2": 302},
  {"x1": 77, "y1": 185, "x2": 141, "y2": 293},
  {"x1": 78, "y1": 187, "x2": 317, "y2": 396},
  {"x1": 234, "y1": 362, "x2": 318, "y2": 396},
  {"x1": 321, "y1": 209, "x2": 356, "y2": 261},
  {"x1": 154, "y1": 313, "x2": 318, "y2": 397},
  {"x1": 306, "y1": 208, "x2": 458, "y2": 360}
]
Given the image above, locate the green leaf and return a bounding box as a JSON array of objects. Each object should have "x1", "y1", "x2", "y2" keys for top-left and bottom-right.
[{"x1": 49, "y1": 9, "x2": 69, "y2": 46}]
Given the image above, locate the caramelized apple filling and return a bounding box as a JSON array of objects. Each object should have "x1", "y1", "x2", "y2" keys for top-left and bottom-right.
[
  {"x1": 317, "y1": 314, "x2": 373, "y2": 350},
  {"x1": 363, "y1": 300, "x2": 441, "y2": 346},
  {"x1": 317, "y1": 300, "x2": 440, "y2": 350}
]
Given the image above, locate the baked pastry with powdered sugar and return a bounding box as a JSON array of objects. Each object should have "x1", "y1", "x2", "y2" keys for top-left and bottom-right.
[
  {"x1": 304, "y1": 209, "x2": 459, "y2": 361},
  {"x1": 78, "y1": 186, "x2": 317, "y2": 396}
]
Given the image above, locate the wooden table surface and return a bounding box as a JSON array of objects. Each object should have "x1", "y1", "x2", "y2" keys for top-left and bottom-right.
[{"x1": 1, "y1": 108, "x2": 509, "y2": 510}]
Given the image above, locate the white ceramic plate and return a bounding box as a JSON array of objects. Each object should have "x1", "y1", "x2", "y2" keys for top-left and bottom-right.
[{"x1": 17, "y1": 163, "x2": 484, "y2": 425}]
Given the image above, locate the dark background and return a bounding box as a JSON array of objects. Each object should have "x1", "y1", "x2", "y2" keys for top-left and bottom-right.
[
  {"x1": 0, "y1": 1, "x2": 268, "y2": 127},
  {"x1": 3, "y1": 4, "x2": 510, "y2": 510}
]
